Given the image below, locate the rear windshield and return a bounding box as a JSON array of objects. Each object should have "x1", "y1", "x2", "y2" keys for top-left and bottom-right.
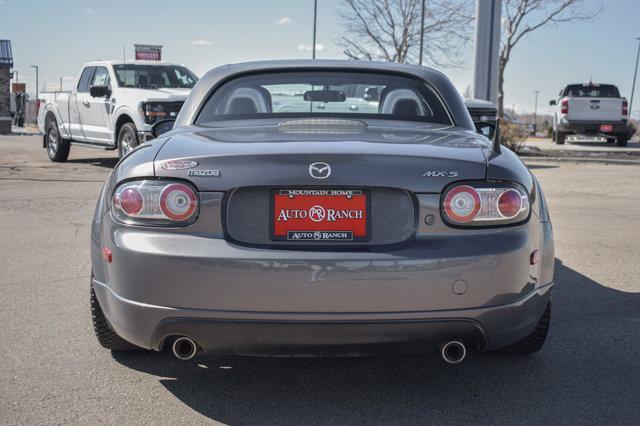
[
  {"x1": 562, "y1": 84, "x2": 620, "y2": 98},
  {"x1": 195, "y1": 71, "x2": 452, "y2": 125},
  {"x1": 113, "y1": 64, "x2": 198, "y2": 89}
]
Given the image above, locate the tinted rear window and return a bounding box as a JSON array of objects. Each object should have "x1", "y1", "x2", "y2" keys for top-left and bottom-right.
[
  {"x1": 562, "y1": 84, "x2": 620, "y2": 98},
  {"x1": 195, "y1": 71, "x2": 452, "y2": 126}
]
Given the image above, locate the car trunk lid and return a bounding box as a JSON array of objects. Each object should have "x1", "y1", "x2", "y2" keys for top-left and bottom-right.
[{"x1": 154, "y1": 121, "x2": 488, "y2": 193}]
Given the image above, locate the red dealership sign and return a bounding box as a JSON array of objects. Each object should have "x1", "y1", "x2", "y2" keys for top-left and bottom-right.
[{"x1": 134, "y1": 44, "x2": 162, "y2": 61}]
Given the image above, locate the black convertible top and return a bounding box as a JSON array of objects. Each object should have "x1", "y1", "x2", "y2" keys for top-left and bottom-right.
[{"x1": 174, "y1": 60, "x2": 474, "y2": 131}]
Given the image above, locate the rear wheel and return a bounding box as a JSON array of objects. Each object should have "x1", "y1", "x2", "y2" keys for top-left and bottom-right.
[
  {"x1": 499, "y1": 301, "x2": 551, "y2": 355},
  {"x1": 45, "y1": 118, "x2": 70, "y2": 162},
  {"x1": 616, "y1": 134, "x2": 629, "y2": 147},
  {"x1": 554, "y1": 131, "x2": 565, "y2": 145},
  {"x1": 118, "y1": 122, "x2": 139, "y2": 159},
  {"x1": 91, "y1": 284, "x2": 144, "y2": 352}
]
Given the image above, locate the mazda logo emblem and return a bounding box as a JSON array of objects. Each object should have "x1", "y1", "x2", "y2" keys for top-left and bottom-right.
[{"x1": 309, "y1": 162, "x2": 331, "y2": 179}]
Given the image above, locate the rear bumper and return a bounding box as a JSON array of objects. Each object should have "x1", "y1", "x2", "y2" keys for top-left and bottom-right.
[
  {"x1": 91, "y1": 194, "x2": 555, "y2": 356},
  {"x1": 93, "y1": 278, "x2": 553, "y2": 355},
  {"x1": 557, "y1": 120, "x2": 631, "y2": 135}
]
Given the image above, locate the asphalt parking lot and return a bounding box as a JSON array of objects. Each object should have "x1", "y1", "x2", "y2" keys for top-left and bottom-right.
[{"x1": 1, "y1": 135, "x2": 639, "y2": 424}]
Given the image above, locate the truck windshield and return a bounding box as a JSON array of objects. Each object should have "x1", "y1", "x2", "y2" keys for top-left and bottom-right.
[
  {"x1": 195, "y1": 71, "x2": 452, "y2": 126},
  {"x1": 562, "y1": 84, "x2": 620, "y2": 98},
  {"x1": 113, "y1": 64, "x2": 198, "y2": 89}
]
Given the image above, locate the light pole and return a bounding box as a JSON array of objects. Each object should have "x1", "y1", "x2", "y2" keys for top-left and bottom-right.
[
  {"x1": 31, "y1": 65, "x2": 39, "y2": 100},
  {"x1": 312, "y1": 0, "x2": 318, "y2": 59},
  {"x1": 59, "y1": 77, "x2": 63, "y2": 91},
  {"x1": 533, "y1": 90, "x2": 539, "y2": 135},
  {"x1": 629, "y1": 37, "x2": 640, "y2": 119},
  {"x1": 14, "y1": 70, "x2": 18, "y2": 84},
  {"x1": 419, "y1": 0, "x2": 426, "y2": 65}
]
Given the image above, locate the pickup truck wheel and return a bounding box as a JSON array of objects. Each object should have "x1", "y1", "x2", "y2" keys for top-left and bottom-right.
[
  {"x1": 118, "y1": 122, "x2": 139, "y2": 159},
  {"x1": 554, "y1": 131, "x2": 565, "y2": 145},
  {"x1": 91, "y1": 284, "x2": 144, "y2": 352},
  {"x1": 45, "y1": 119, "x2": 70, "y2": 162},
  {"x1": 616, "y1": 135, "x2": 629, "y2": 147}
]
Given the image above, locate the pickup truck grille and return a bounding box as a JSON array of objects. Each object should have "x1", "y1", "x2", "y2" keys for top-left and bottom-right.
[{"x1": 162, "y1": 101, "x2": 184, "y2": 118}]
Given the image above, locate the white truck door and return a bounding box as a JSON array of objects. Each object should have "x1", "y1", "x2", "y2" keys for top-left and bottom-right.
[
  {"x1": 79, "y1": 66, "x2": 112, "y2": 144},
  {"x1": 69, "y1": 67, "x2": 94, "y2": 141}
]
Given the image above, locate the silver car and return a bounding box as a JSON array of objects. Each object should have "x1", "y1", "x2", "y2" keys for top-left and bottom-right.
[{"x1": 90, "y1": 60, "x2": 554, "y2": 364}]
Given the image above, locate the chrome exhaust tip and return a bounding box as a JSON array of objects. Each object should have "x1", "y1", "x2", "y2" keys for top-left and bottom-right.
[
  {"x1": 441, "y1": 340, "x2": 466, "y2": 364},
  {"x1": 171, "y1": 336, "x2": 198, "y2": 361}
]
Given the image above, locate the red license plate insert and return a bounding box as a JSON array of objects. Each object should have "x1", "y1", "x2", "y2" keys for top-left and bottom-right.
[
  {"x1": 600, "y1": 124, "x2": 613, "y2": 132},
  {"x1": 271, "y1": 189, "x2": 369, "y2": 242}
]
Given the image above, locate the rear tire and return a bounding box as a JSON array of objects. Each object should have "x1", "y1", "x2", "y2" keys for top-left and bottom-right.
[
  {"x1": 117, "y1": 122, "x2": 139, "y2": 159},
  {"x1": 499, "y1": 301, "x2": 551, "y2": 355},
  {"x1": 91, "y1": 284, "x2": 144, "y2": 352},
  {"x1": 45, "y1": 118, "x2": 70, "y2": 162},
  {"x1": 616, "y1": 134, "x2": 629, "y2": 147},
  {"x1": 555, "y1": 131, "x2": 565, "y2": 145}
]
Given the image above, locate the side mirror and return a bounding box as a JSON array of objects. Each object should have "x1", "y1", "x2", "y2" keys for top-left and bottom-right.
[
  {"x1": 90, "y1": 85, "x2": 111, "y2": 98},
  {"x1": 151, "y1": 119, "x2": 176, "y2": 138},
  {"x1": 549, "y1": 100, "x2": 557, "y2": 106},
  {"x1": 474, "y1": 121, "x2": 497, "y2": 141}
]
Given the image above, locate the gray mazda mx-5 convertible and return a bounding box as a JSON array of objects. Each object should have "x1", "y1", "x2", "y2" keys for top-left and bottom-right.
[{"x1": 90, "y1": 60, "x2": 554, "y2": 363}]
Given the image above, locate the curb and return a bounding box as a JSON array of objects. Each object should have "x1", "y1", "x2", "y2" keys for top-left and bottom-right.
[{"x1": 521, "y1": 155, "x2": 640, "y2": 166}]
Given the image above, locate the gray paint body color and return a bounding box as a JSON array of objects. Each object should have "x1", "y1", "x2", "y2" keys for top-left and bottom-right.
[{"x1": 91, "y1": 60, "x2": 553, "y2": 356}]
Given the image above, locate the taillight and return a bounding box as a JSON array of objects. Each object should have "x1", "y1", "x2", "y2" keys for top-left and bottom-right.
[
  {"x1": 622, "y1": 100, "x2": 628, "y2": 116},
  {"x1": 561, "y1": 99, "x2": 569, "y2": 114},
  {"x1": 442, "y1": 182, "x2": 530, "y2": 227},
  {"x1": 118, "y1": 187, "x2": 143, "y2": 215},
  {"x1": 160, "y1": 183, "x2": 197, "y2": 221},
  {"x1": 111, "y1": 180, "x2": 198, "y2": 225},
  {"x1": 443, "y1": 185, "x2": 481, "y2": 222}
]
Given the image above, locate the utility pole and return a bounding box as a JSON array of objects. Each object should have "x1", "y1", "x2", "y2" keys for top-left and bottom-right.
[
  {"x1": 30, "y1": 65, "x2": 39, "y2": 100},
  {"x1": 629, "y1": 37, "x2": 640, "y2": 119},
  {"x1": 59, "y1": 77, "x2": 63, "y2": 91},
  {"x1": 14, "y1": 70, "x2": 18, "y2": 84},
  {"x1": 312, "y1": 0, "x2": 318, "y2": 59},
  {"x1": 472, "y1": 0, "x2": 502, "y2": 103},
  {"x1": 123, "y1": 45, "x2": 126, "y2": 63},
  {"x1": 419, "y1": 0, "x2": 426, "y2": 66},
  {"x1": 533, "y1": 90, "x2": 539, "y2": 135}
]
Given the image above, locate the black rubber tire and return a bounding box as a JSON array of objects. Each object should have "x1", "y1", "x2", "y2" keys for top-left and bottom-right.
[
  {"x1": 45, "y1": 118, "x2": 70, "y2": 162},
  {"x1": 499, "y1": 301, "x2": 551, "y2": 355},
  {"x1": 555, "y1": 131, "x2": 565, "y2": 145},
  {"x1": 117, "y1": 122, "x2": 139, "y2": 159},
  {"x1": 91, "y1": 284, "x2": 144, "y2": 352},
  {"x1": 616, "y1": 134, "x2": 629, "y2": 147}
]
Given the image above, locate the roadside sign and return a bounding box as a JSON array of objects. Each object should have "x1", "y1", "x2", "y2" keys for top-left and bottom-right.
[
  {"x1": 11, "y1": 83, "x2": 26, "y2": 93},
  {"x1": 134, "y1": 44, "x2": 162, "y2": 61}
]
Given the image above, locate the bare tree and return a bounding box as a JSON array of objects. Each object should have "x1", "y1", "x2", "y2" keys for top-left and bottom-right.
[
  {"x1": 336, "y1": 0, "x2": 474, "y2": 67},
  {"x1": 498, "y1": 0, "x2": 602, "y2": 116}
]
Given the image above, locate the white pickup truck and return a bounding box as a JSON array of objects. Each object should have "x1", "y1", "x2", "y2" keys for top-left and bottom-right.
[
  {"x1": 37, "y1": 60, "x2": 197, "y2": 161},
  {"x1": 550, "y1": 83, "x2": 634, "y2": 146}
]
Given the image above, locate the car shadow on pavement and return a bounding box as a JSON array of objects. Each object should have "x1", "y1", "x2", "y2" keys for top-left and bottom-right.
[
  {"x1": 65, "y1": 157, "x2": 118, "y2": 169},
  {"x1": 112, "y1": 259, "x2": 640, "y2": 423}
]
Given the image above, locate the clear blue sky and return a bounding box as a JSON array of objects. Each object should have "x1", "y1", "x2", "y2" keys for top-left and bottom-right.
[{"x1": 2, "y1": 0, "x2": 640, "y2": 117}]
